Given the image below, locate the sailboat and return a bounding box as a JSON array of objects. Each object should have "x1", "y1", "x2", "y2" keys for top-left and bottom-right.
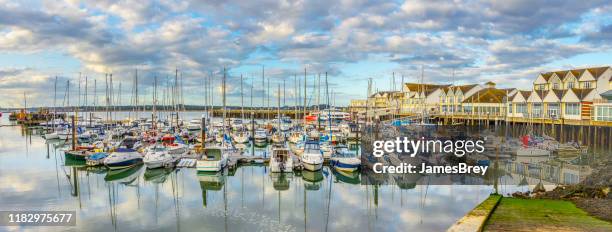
[
  {"x1": 196, "y1": 68, "x2": 231, "y2": 172},
  {"x1": 44, "y1": 77, "x2": 61, "y2": 140}
]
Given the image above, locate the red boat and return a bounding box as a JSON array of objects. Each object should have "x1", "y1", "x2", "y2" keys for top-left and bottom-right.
[{"x1": 305, "y1": 114, "x2": 317, "y2": 121}]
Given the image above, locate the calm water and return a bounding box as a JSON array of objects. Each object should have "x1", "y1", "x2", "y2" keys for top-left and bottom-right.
[{"x1": 2, "y1": 112, "x2": 607, "y2": 231}]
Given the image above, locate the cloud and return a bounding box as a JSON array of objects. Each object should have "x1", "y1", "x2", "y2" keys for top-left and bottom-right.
[{"x1": 0, "y1": 0, "x2": 611, "y2": 107}]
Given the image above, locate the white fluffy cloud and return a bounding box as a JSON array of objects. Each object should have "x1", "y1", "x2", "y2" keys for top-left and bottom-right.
[{"x1": 0, "y1": 0, "x2": 610, "y2": 107}]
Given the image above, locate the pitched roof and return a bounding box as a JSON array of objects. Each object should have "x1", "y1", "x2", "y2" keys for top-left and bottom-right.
[
  {"x1": 540, "y1": 72, "x2": 553, "y2": 81},
  {"x1": 550, "y1": 89, "x2": 567, "y2": 99},
  {"x1": 520, "y1": 90, "x2": 532, "y2": 99},
  {"x1": 455, "y1": 84, "x2": 478, "y2": 93},
  {"x1": 462, "y1": 88, "x2": 507, "y2": 103},
  {"x1": 531, "y1": 89, "x2": 547, "y2": 99},
  {"x1": 570, "y1": 88, "x2": 595, "y2": 101},
  {"x1": 404, "y1": 83, "x2": 447, "y2": 92},
  {"x1": 586, "y1": 67, "x2": 610, "y2": 79}
]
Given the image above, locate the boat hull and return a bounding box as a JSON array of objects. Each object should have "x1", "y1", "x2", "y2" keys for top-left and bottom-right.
[
  {"x1": 302, "y1": 161, "x2": 323, "y2": 171},
  {"x1": 330, "y1": 159, "x2": 360, "y2": 172}
]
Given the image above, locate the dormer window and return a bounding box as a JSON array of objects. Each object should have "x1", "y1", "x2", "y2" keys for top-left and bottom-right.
[
  {"x1": 568, "y1": 82, "x2": 574, "y2": 89},
  {"x1": 584, "y1": 82, "x2": 591, "y2": 89},
  {"x1": 553, "y1": 83, "x2": 559, "y2": 89}
]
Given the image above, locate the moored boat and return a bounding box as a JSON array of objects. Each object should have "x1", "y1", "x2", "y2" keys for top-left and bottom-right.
[
  {"x1": 301, "y1": 140, "x2": 323, "y2": 171},
  {"x1": 330, "y1": 145, "x2": 360, "y2": 172},
  {"x1": 196, "y1": 147, "x2": 229, "y2": 172}
]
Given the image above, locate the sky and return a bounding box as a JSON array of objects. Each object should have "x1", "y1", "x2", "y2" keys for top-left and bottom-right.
[{"x1": 0, "y1": 0, "x2": 611, "y2": 108}]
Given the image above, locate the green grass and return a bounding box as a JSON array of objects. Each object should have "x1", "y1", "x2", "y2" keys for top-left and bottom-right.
[
  {"x1": 484, "y1": 198, "x2": 612, "y2": 231},
  {"x1": 468, "y1": 194, "x2": 501, "y2": 217}
]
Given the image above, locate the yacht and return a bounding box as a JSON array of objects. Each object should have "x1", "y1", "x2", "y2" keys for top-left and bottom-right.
[
  {"x1": 330, "y1": 145, "x2": 360, "y2": 172},
  {"x1": 270, "y1": 145, "x2": 293, "y2": 173},
  {"x1": 104, "y1": 137, "x2": 143, "y2": 170},
  {"x1": 301, "y1": 140, "x2": 323, "y2": 171},
  {"x1": 196, "y1": 147, "x2": 229, "y2": 172},
  {"x1": 288, "y1": 131, "x2": 303, "y2": 144},
  {"x1": 186, "y1": 119, "x2": 201, "y2": 131},
  {"x1": 254, "y1": 129, "x2": 268, "y2": 146},
  {"x1": 143, "y1": 144, "x2": 174, "y2": 169},
  {"x1": 232, "y1": 130, "x2": 249, "y2": 144}
]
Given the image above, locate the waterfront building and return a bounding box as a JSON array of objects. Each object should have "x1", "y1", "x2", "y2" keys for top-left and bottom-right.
[
  {"x1": 460, "y1": 82, "x2": 513, "y2": 117},
  {"x1": 401, "y1": 83, "x2": 449, "y2": 114}
]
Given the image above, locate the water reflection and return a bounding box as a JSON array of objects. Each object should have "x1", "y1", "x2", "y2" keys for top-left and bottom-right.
[{"x1": 2, "y1": 116, "x2": 609, "y2": 231}]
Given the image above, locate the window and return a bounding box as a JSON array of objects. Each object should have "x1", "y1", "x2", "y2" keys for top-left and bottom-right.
[
  {"x1": 567, "y1": 82, "x2": 574, "y2": 89},
  {"x1": 594, "y1": 105, "x2": 612, "y2": 121},
  {"x1": 553, "y1": 83, "x2": 559, "y2": 89},
  {"x1": 516, "y1": 103, "x2": 527, "y2": 115},
  {"x1": 532, "y1": 103, "x2": 542, "y2": 117},
  {"x1": 584, "y1": 82, "x2": 591, "y2": 88},
  {"x1": 565, "y1": 103, "x2": 580, "y2": 115},
  {"x1": 548, "y1": 103, "x2": 559, "y2": 117},
  {"x1": 508, "y1": 103, "x2": 513, "y2": 113}
]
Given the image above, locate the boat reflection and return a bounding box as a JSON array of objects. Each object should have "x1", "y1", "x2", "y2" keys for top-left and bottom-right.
[
  {"x1": 270, "y1": 172, "x2": 292, "y2": 191},
  {"x1": 104, "y1": 164, "x2": 143, "y2": 184},
  {"x1": 144, "y1": 168, "x2": 175, "y2": 183},
  {"x1": 302, "y1": 169, "x2": 323, "y2": 191},
  {"x1": 198, "y1": 170, "x2": 226, "y2": 207},
  {"x1": 332, "y1": 169, "x2": 361, "y2": 185}
]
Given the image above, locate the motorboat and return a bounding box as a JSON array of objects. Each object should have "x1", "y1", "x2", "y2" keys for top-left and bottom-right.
[
  {"x1": 104, "y1": 137, "x2": 143, "y2": 169},
  {"x1": 85, "y1": 152, "x2": 108, "y2": 166},
  {"x1": 143, "y1": 145, "x2": 174, "y2": 169},
  {"x1": 254, "y1": 129, "x2": 268, "y2": 146},
  {"x1": 232, "y1": 131, "x2": 249, "y2": 144},
  {"x1": 320, "y1": 142, "x2": 333, "y2": 159},
  {"x1": 330, "y1": 145, "x2": 360, "y2": 172},
  {"x1": 270, "y1": 145, "x2": 293, "y2": 173},
  {"x1": 196, "y1": 147, "x2": 229, "y2": 172},
  {"x1": 288, "y1": 131, "x2": 303, "y2": 144},
  {"x1": 516, "y1": 147, "x2": 551, "y2": 157},
  {"x1": 186, "y1": 119, "x2": 201, "y2": 131},
  {"x1": 104, "y1": 148, "x2": 143, "y2": 169},
  {"x1": 301, "y1": 140, "x2": 323, "y2": 171},
  {"x1": 271, "y1": 132, "x2": 285, "y2": 144}
]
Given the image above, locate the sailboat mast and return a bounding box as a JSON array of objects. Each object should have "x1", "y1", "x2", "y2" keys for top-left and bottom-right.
[
  {"x1": 303, "y1": 68, "x2": 307, "y2": 125},
  {"x1": 277, "y1": 83, "x2": 281, "y2": 131},
  {"x1": 222, "y1": 67, "x2": 227, "y2": 146},
  {"x1": 241, "y1": 74, "x2": 244, "y2": 120}
]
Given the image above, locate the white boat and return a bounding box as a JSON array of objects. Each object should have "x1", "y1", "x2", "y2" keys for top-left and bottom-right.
[
  {"x1": 307, "y1": 130, "x2": 320, "y2": 140},
  {"x1": 104, "y1": 148, "x2": 143, "y2": 170},
  {"x1": 232, "y1": 131, "x2": 249, "y2": 144},
  {"x1": 301, "y1": 141, "x2": 323, "y2": 171},
  {"x1": 186, "y1": 119, "x2": 201, "y2": 131},
  {"x1": 143, "y1": 145, "x2": 174, "y2": 169},
  {"x1": 196, "y1": 147, "x2": 229, "y2": 172},
  {"x1": 320, "y1": 142, "x2": 333, "y2": 159},
  {"x1": 271, "y1": 132, "x2": 285, "y2": 144},
  {"x1": 230, "y1": 119, "x2": 244, "y2": 131},
  {"x1": 104, "y1": 137, "x2": 144, "y2": 169},
  {"x1": 165, "y1": 143, "x2": 188, "y2": 155},
  {"x1": 288, "y1": 131, "x2": 303, "y2": 144},
  {"x1": 330, "y1": 145, "x2": 360, "y2": 172},
  {"x1": 280, "y1": 123, "x2": 291, "y2": 132},
  {"x1": 270, "y1": 145, "x2": 293, "y2": 173},
  {"x1": 516, "y1": 147, "x2": 551, "y2": 157},
  {"x1": 43, "y1": 131, "x2": 60, "y2": 140},
  {"x1": 254, "y1": 129, "x2": 268, "y2": 146}
]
